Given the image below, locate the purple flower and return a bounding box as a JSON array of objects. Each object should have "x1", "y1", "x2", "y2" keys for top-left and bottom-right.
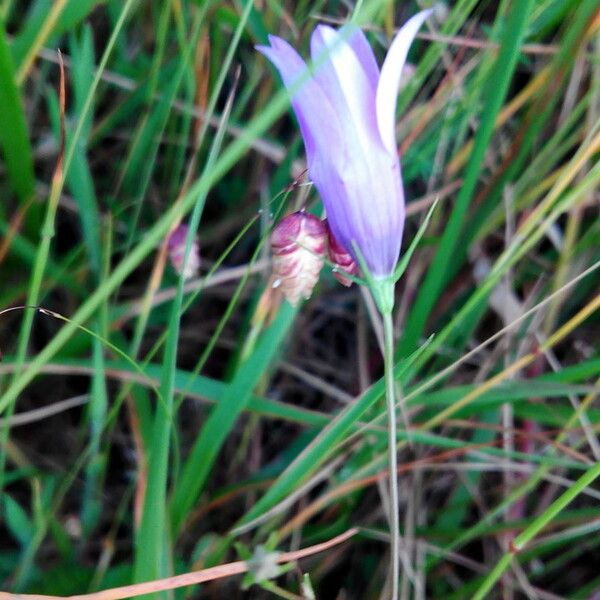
[{"x1": 257, "y1": 11, "x2": 431, "y2": 278}]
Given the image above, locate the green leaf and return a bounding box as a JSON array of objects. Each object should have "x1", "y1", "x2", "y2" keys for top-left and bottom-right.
[
  {"x1": 3, "y1": 494, "x2": 34, "y2": 546},
  {"x1": 0, "y1": 20, "x2": 36, "y2": 215},
  {"x1": 170, "y1": 301, "x2": 299, "y2": 533}
]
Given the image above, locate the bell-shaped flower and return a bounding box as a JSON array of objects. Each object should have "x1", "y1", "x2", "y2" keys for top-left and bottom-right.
[{"x1": 257, "y1": 10, "x2": 431, "y2": 279}]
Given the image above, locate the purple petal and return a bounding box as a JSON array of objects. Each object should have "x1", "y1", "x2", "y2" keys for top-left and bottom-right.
[
  {"x1": 311, "y1": 25, "x2": 379, "y2": 94},
  {"x1": 311, "y1": 140, "x2": 405, "y2": 277},
  {"x1": 309, "y1": 25, "x2": 380, "y2": 150},
  {"x1": 345, "y1": 26, "x2": 380, "y2": 92},
  {"x1": 376, "y1": 9, "x2": 432, "y2": 154},
  {"x1": 257, "y1": 35, "x2": 343, "y2": 166}
]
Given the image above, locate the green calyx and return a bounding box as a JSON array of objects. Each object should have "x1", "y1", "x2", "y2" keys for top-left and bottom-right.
[{"x1": 370, "y1": 276, "x2": 396, "y2": 315}]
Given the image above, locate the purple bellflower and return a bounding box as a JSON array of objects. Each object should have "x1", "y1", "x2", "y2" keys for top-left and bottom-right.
[{"x1": 257, "y1": 10, "x2": 431, "y2": 279}]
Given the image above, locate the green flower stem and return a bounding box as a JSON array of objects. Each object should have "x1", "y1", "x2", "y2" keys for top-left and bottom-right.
[
  {"x1": 369, "y1": 275, "x2": 400, "y2": 599},
  {"x1": 471, "y1": 459, "x2": 600, "y2": 600},
  {"x1": 383, "y1": 307, "x2": 399, "y2": 600}
]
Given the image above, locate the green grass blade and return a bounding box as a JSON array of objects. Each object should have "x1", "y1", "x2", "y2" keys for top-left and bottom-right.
[
  {"x1": 471, "y1": 460, "x2": 600, "y2": 599},
  {"x1": 0, "y1": 19, "x2": 36, "y2": 217},
  {"x1": 234, "y1": 342, "x2": 432, "y2": 530},
  {"x1": 170, "y1": 300, "x2": 299, "y2": 534},
  {"x1": 400, "y1": 0, "x2": 535, "y2": 354}
]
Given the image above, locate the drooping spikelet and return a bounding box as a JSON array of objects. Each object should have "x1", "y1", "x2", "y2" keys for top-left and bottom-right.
[
  {"x1": 167, "y1": 223, "x2": 200, "y2": 280},
  {"x1": 271, "y1": 211, "x2": 327, "y2": 305},
  {"x1": 325, "y1": 220, "x2": 359, "y2": 287}
]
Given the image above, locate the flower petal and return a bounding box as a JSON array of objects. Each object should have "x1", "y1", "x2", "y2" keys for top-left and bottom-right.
[
  {"x1": 309, "y1": 25, "x2": 380, "y2": 149},
  {"x1": 307, "y1": 25, "x2": 406, "y2": 275},
  {"x1": 311, "y1": 142, "x2": 405, "y2": 277},
  {"x1": 345, "y1": 26, "x2": 380, "y2": 92},
  {"x1": 256, "y1": 35, "x2": 343, "y2": 166},
  {"x1": 311, "y1": 25, "x2": 379, "y2": 93},
  {"x1": 376, "y1": 9, "x2": 432, "y2": 154}
]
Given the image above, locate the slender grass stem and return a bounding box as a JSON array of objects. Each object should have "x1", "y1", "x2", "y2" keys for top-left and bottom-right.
[{"x1": 383, "y1": 310, "x2": 400, "y2": 600}]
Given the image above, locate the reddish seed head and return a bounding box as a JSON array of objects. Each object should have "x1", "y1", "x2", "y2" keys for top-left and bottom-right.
[
  {"x1": 326, "y1": 221, "x2": 359, "y2": 287},
  {"x1": 271, "y1": 211, "x2": 327, "y2": 305},
  {"x1": 167, "y1": 223, "x2": 200, "y2": 280}
]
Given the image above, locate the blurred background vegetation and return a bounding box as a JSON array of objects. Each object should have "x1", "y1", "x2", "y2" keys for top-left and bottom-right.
[{"x1": 0, "y1": 0, "x2": 599, "y2": 598}]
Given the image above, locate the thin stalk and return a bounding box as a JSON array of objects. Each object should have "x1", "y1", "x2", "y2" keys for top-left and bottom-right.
[{"x1": 383, "y1": 310, "x2": 400, "y2": 600}]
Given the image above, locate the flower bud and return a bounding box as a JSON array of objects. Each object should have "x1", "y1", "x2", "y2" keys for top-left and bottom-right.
[
  {"x1": 271, "y1": 211, "x2": 327, "y2": 305},
  {"x1": 326, "y1": 222, "x2": 359, "y2": 287},
  {"x1": 167, "y1": 223, "x2": 200, "y2": 280}
]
